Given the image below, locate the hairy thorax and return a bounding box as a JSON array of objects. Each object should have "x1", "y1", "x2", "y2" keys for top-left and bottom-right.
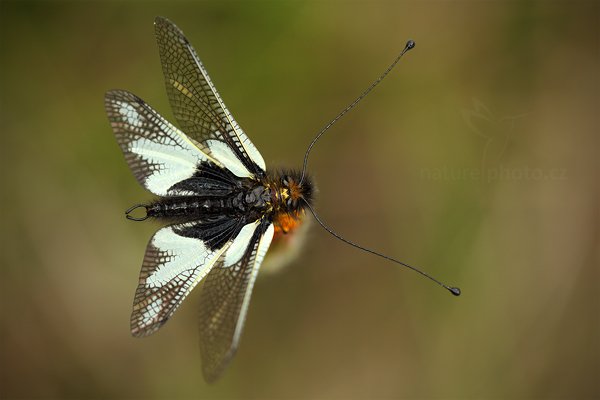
[{"x1": 263, "y1": 170, "x2": 314, "y2": 237}]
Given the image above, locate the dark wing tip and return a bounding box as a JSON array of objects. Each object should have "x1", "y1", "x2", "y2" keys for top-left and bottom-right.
[
  {"x1": 104, "y1": 89, "x2": 127, "y2": 116},
  {"x1": 104, "y1": 89, "x2": 124, "y2": 103},
  {"x1": 202, "y1": 366, "x2": 222, "y2": 384},
  {"x1": 105, "y1": 89, "x2": 133, "y2": 101},
  {"x1": 154, "y1": 16, "x2": 170, "y2": 27},
  {"x1": 154, "y1": 16, "x2": 175, "y2": 36},
  {"x1": 104, "y1": 90, "x2": 142, "y2": 116},
  {"x1": 201, "y1": 349, "x2": 238, "y2": 384},
  {"x1": 105, "y1": 89, "x2": 145, "y2": 106},
  {"x1": 154, "y1": 16, "x2": 189, "y2": 44}
]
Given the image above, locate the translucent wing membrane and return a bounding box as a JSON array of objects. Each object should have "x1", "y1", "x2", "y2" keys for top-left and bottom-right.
[
  {"x1": 154, "y1": 16, "x2": 266, "y2": 178},
  {"x1": 199, "y1": 222, "x2": 275, "y2": 382},
  {"x1": 108, "y1": 17, "x2": 278, "y2": 382},
  {"x1": 131, "y1": 216, "x2": 268, "y2": 337},
  {"x1": 105, "y1": 90, "x2": 220, "y2": 196}
]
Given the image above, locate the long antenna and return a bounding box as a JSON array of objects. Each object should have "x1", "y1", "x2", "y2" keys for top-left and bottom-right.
[
  {"x1": 298, "y1": 39, "x2": 416, "y2": 186},
  {"x1": 303, "y1": 200, "x2": 461, "y2": 296}
]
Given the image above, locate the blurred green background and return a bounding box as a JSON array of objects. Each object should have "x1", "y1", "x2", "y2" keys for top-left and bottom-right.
[{"x1": 1, "y1": 1, "x2": 598, "y2": 399}]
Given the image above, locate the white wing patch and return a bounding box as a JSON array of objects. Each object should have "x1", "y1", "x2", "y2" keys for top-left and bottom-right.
[
  {"x1": 145, "y1": 226, "x2": 214, "y2": 288},
  {"x1": 254, "y1": 223, "x2": 275, "y2": 273},
  {"x1": 105, "y1": 90, "x2": 222, "y2": 197},
  {"x1": 206, "y1": 139, "x2": 252, "y2": 178},
  {"x1": 232, "y1": 223, "x2": 274, "y2": 344},
  {"x1": 129, "y1": 135, "x2": 204, "y2": 196},
  {"x1": 223, "y1": 220, "x2": 260, "y2": 267},
  {"x1": 131, "y1": 224, "x2": 232, "y2": 336}
]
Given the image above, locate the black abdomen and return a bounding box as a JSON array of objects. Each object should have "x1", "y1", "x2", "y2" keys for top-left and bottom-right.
[
  {"x1": 146, "y1": 184, "x2": 271, "y2": 221},
  {"x1": 147, "y1": 195, "x2": 239, "y2": 219}
]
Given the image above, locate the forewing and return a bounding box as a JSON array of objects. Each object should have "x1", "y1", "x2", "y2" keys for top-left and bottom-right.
[
  {"x1": 154, "y1": 16, "x2": 267, "y2": 178},
  {"x1": 131, "y1": 216, "x2": 264, "y2": 337},
  {"x1": 199, "y1": 221, "x2": 275, "y2": 382},
  {"x1": 105, "y1": 90, "x2": 224, "y2": 196}
]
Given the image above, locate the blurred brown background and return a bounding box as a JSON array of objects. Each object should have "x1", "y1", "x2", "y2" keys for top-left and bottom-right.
[{"x1": 1, "y1": 1, "x2": 598, "y2": 399}]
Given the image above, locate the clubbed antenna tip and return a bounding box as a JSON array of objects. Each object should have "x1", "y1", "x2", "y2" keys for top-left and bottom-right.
[
  {"x1": 304, "y1": 200, "x2": 461, "y2": 298},
  {"x1": 448, "y1": 287, "x2": 461, "y2": 296},
  {"x1": 298, "y1": 38, "x2": 416, "y2": 186}
]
